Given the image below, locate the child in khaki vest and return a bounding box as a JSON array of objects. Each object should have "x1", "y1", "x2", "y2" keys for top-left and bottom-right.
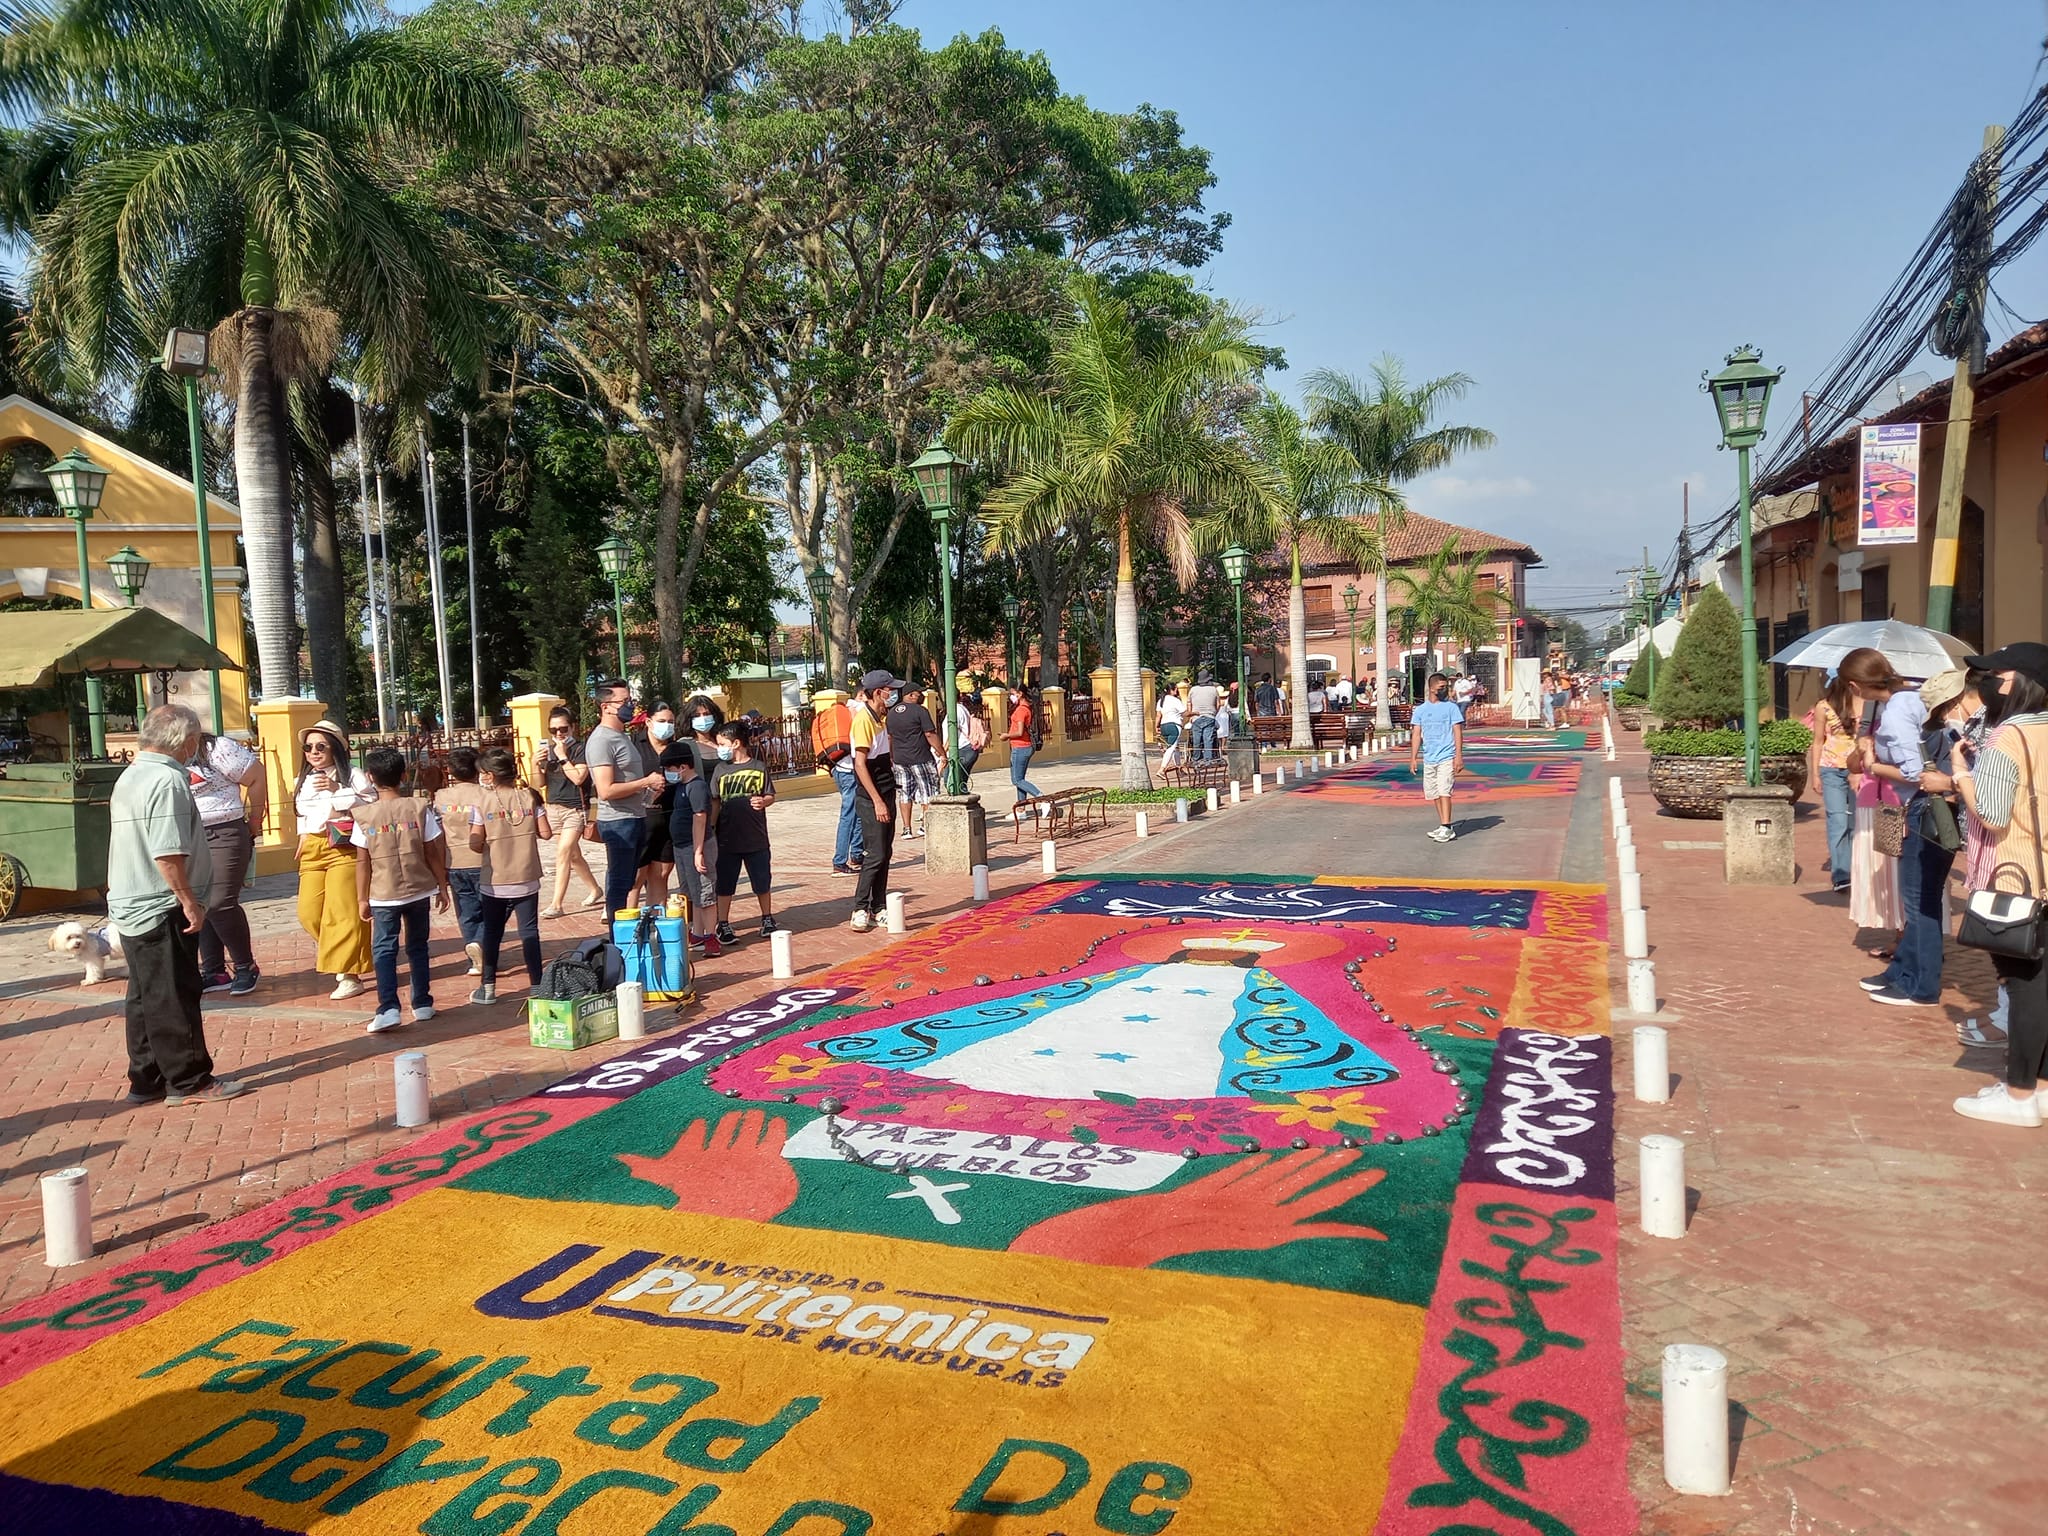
[
  {"x1": 433, "y1": 746, "x2": 488, "y2": 975},
  {"x1": 467, "y1": 747, "x2": 553, "y2": 1004},
  {"x1": 352, "y1": 747, "x2": 451, "y2": 1033}
]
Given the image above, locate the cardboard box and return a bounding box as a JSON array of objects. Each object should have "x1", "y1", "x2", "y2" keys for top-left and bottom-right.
[{"x1": 528, "y1": 991, "x2": 620, "y2": 1051}]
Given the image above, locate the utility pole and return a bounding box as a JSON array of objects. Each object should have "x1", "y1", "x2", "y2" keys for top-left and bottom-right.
[
  {"x1": 1678, "y1": 485, "x2": 1692, "y2": 618},
  {"x1": 1642, "y1": 546, "x2": 1660, "y2": 696},
  {"x1": 1926, "y1": 123, "x2": 2003, "y2": 635}
]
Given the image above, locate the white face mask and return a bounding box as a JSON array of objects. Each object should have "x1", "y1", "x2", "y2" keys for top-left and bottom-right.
[{"x1": 650, "y1": 720, "x2": 676, "y2": 742}]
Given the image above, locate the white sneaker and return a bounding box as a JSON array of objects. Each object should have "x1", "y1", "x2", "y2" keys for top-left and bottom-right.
[
  {"x1": 464, "y1": 942, "x2": 483, "y2": 976},
  {"x1": 331, "y1": 976, "x2": 364, "y2": 1000},
  {"x1": 365, "y1": 1009, "x2": 402, "y2": 1034},
  {"x1": 850, "y1": 910, "x2": 873, "y2": 933},
  {"x1": 412, "y1": 1005, "x2": 436, "y2": 1023},
  {"x1": 1953, "y1": 1085, "x2": 2042, "y2": 1126},
  {"x1": 1429, "y1": 825, "x2": 1455, "y2": 843}
]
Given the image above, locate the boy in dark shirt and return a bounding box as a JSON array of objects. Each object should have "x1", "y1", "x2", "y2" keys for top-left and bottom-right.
[
  {"x1": 661, "y1": 742, "x2": 717, "y2": 957},
  {"x1": 708, "y1": 721, "x2": 777, "y2": 943}
]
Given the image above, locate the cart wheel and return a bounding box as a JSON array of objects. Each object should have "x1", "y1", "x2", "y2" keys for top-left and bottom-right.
[{"x1": 0, "y1": 852, "x2": 22, "y2": 921}]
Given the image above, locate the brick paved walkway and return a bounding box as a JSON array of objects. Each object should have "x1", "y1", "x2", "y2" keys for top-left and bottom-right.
[{"x1": 1609, "y1": 732, "x2": 2047, "y2": 1536}]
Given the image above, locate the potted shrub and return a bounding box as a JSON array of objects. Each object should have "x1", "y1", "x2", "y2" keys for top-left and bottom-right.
[
  {"x1": 1612, "y1": 646, "x2": 1656, "y2": 730},
  {"x1": 1645, "y1": 587, "x2": 1813, "y2": 816}
]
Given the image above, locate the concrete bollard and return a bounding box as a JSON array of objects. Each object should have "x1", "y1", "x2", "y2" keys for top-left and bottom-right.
[
  {"x1": 616, "y1": 980, "x2": 647, "y2": 1040},
  {"x1": 1252, "y1": 772, "x2": 1264, "y2": 795},
  {"x1": 1230, "y1": 781, "x2": 1242, "y2": 805},
  {"x1": 1205, "y1": 787, "x2": 1219, "y2": 813},
  {"x1": 770, "y1": 929, "x2": 794, "y2": 980},
  {"x1": 1615, "y1": 824, "x2": 1633, "y2": 850},
  {"x1": 1619, "y1": 870, "x2": 1644, "y2": 910},
  {"x1": 885, "y1": 892, "x2": 908, "y2": 934},
  {"x1": 1609, "y1": 778, "x2": 1625, "y2": 804},
  {"x1": 1639, "y1": 1134, "x2": 1687, "y2": 1238},
  {"x1": 1297, "y1": 759, "x2": 1307, "y2": 779},
  {"x1": 395, "y1": 1051, "x2": 431, "y2": 1128},
  {"x1": 39, "y1": 1167, "x2": 92, "y2": 1267},
  {"x1": 972, "y1": 864, "x2": 991, "y2": 903},
  {"x1": 1174, "y1": 797, "x2": 1190, "y2": 824},
  {"x1": 1041, "y1": 840, "x2": 1058, "y2": 875},
  {"x1": 1662, "y1": 1344, "x2": 1732, "y2": 1496},
  {"x1": 1632, "y1": 1024, "x2": 1670, "y2": 1100},
  {"x1": 1618, "y1": 843, "x2": 1638, "y2": 875},
  {"x1": 1628, "y1": 957, "x2": 1659, "y2": 1015},
  {"x1": 1622, "y1": 906, "x2": 1649, "y2": 958},
  {"x1": 1135, "y1": 810, "x2": 1150, "y2": 839},
  {"x1": 1611, "y1": 802, "x2": 1629, "y2": 832}
]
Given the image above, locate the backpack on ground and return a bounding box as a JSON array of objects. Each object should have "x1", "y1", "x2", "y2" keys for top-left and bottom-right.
[
  {"x1": 535, "y1": 935, "x2": 624, "y2": 1000},
  {"x1": 811, "y1": 700, "x2": 853, "y2": 768}
]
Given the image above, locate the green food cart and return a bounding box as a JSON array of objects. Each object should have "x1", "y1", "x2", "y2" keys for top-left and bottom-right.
[{"x1": 0, "y1": 608, "x2": 240, "y2": 919}]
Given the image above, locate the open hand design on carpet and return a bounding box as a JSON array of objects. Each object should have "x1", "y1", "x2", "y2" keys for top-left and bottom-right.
[
  {"x1": 616, "y1": 1109, "x2": 798, "y2": 1220},
  {"x1": 1009, "y1": 1148, "x2": 1388, "y2": 1267}
]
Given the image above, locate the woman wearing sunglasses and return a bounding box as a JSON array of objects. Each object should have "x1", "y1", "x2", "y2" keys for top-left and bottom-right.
[{"x1": 294, "y1": 722, "x2": 373, "y2": 998}]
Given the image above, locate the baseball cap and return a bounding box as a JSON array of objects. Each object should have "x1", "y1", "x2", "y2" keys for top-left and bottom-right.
[
  {"x1": 1918, "y1": 668, "x2": 1966, "y2": 713},
  {"x1": 859, "y1": 669, "x2": 906, "y2": 693},
  {"x1": 1964, "y1": 641, "x2": 2048, "y2": 687}
]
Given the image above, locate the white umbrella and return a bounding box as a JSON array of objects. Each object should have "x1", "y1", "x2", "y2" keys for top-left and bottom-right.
[{"x1": 1770, "y1": 619, "x2": 1969, "y2": 679}]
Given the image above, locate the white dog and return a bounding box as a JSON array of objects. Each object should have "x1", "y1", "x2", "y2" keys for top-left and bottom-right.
[{"x1": 48, "y1": 921, "x2": 125, "y2": 985}]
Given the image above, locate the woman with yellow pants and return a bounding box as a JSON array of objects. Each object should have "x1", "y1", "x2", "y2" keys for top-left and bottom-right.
[{"x1": 294, "y1": 722, "x2": 372, "y2": 997}]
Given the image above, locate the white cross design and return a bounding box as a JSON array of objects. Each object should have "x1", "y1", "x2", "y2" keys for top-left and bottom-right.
[{"x1": 886, "y1": 1175, "x2": 971, "y2": 1225}]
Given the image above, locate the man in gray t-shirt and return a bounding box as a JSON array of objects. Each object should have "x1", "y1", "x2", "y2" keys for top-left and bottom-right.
[
  {"x1": 585, "y1": 680, "x2": 663, "y2": 917},
  {"x1": 1187, "y1": 674, "x2": 1222, "y2": 762}
]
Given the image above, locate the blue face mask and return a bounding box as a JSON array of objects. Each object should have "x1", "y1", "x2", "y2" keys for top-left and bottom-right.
[
  {"x1": 693, "y1": 714, "x2": 716, "y2": 733},
  {"x1": 650, "y1": 720, "x2": 675, "y2": 742},
  {"x1": 664, "y1": 768, "x2": 683, "y2": 784},
  {"x1": 717, "y1": 744, "x2": 736, "y2": 762}
]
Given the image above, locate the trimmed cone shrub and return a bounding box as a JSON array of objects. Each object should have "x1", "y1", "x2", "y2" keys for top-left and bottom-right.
[
  {"x1": 1615, "y1": 644, "x2": 1659, "y2": 707},
  {"x1": 1652, "y1": 586, "x2": 1743, "y2": 727}
]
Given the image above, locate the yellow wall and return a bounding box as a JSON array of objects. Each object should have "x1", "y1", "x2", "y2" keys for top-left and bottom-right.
[{"x1": 0, "y1": 395, "x2": 250, "y2": 730}]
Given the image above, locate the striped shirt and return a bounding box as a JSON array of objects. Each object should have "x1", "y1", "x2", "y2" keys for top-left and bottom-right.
[{"x1": 1971, "y1": 712, "x2": 2048, "y2": 828}]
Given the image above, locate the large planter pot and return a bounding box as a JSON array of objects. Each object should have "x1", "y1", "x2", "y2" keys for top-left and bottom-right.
[
  {"x1": 1615, "y1": 706, "x2": 1643, "y2": 732},
  {"x1": 1647, "y1": 754, "x2": 1809, "y2": 819}
]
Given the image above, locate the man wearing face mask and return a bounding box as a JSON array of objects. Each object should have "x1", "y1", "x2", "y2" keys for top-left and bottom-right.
[
  {"x1": 107, "y1": 705, "x2": 247, "y2": 1105},
  {"x1": 586, "y1": 679, "x2": 665, "y2": 919},
  {"x1": 849, "y1": 670, "x2": 903, "y2": 933},
  {"x1": 636, "y1": 702, "x2": 681, "y2": 909}
]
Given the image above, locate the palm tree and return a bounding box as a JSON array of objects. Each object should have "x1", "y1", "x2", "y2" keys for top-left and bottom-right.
[
  {"x1": 1305, "y1": 357, "x2": 1496, "y2": 729},
  {"x1": 0, "y1": 0, "x2": 524, "y2": 703},
  {"x1": 1388, "y1": 535, "x2": 1508, "y2": 687},
  {"x1": 1232, "y1": 392, "x2": 1392, "y2": 751},
  {"x1": 948, "y1": 274, "x2": 1269, "y2": 790}
]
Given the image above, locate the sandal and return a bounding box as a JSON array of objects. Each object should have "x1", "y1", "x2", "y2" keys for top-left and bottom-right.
[{"x1": 1957, "y1": 1016, "x2": 2009, "y2": 1048}]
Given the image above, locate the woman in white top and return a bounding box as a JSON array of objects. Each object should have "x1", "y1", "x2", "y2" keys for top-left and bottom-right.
[
  {"x1": 1157, "y1": 683, "x2": 1188, "y2": 770},
  {"x1": 293, "y1": 721, "x2": 373, "y2": 998}
]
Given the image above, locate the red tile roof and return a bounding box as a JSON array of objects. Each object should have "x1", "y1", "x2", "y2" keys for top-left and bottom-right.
[{"x1": 1295, "y1": 510, "x2": 1539, "y2": 571}]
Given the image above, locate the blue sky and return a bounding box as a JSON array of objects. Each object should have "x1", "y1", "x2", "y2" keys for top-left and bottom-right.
[{"x1": 921, "y1": 0, "x2": 2048, "y2": 623}]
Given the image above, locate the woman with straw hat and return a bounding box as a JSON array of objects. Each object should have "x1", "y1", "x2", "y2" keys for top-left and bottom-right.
[{"x1": 293, "y1": 721, "x2": 373, "y2": 998}]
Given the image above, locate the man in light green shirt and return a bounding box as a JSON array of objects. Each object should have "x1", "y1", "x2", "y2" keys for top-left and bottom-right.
[{"x1": 107, "y1": 705, "x2": 246, "y2": 1106}]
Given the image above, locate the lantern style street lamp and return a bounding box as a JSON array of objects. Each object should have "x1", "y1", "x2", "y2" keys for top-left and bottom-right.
[
  {"x1": 910, "y1": 438, "x2": 966, "y2": 793},
  {"x1": 47, "y1": 448, "x2": 113, "y2": 755},
  {"x1": 163, "y1": 328, "x2": 225, "y2": 732},
  {"x1": 1342, "y1": 581, "x2": 1361, "y2": 696},
  {"x1": 1703, "y1": 345, "x2": 1783, "y2": 786},
  {"x1": 1220, "y1": 545, "x2": 1251, "y2": 693},
  {"x1": 109, "y1": 544, "x2": 153, "y2": 716},
  {"x1": 595, "y1": 535, "x2": 631, "y2": 680},
  {"x1": 1000, "y1": 592, "x2": 1022, "y2": 688}
]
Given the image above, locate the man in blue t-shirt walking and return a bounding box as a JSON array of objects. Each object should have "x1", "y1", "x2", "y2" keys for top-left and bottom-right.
[{"x1": 1408, "y1": 673, "x2": 1466, "y2": 842}]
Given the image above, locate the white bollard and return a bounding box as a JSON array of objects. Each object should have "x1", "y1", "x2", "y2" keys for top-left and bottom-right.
[
  {"x1": 1205, "y1": 787, "x2": 1219, "y2": 814},
  {"x1": 885, "y1": 891, "x2": 908, "y2": 934},
  {"x1": 1622, "y1": 906, "x2": 1649, "y2": 959},
  {"x1": 39, "y1": 1167, "x2": 92, "y2": 1267},
  {"x1": 1230, "y1": 781, "x2": 1241, "y2": 805},
  {"x1": 616, "y1": 980, "x2": 647, "y2": 1040},
  {"x1": 1614, "y1": 823, "x2": 1633, "y2": 850},
  {"x1": 1609, "y1": 778, "x2": 1625, "y2": 804},
  {"x1": 972, "y1": 864, "x2": 991, "y2": 903},
  {"x1": 770, "y1": 929, "x2": 794, "y2": 980},
  {"x1": 394, "y1": 1051, "x2": 431, "y2": 1128},
  {"x1": 1174, "y1": 797, "x2": 1189, "y2": 823},
  {"x1": 1661, "y1": 1344, "x2": 1732, "y2": 1495},
  {"x1": 1632, "y1": 1024, "x2": 1670, "y2": 1100},
  {"x1": 1610, "y1": 803, "x2": 1629, "y2": 832},
  {"x1": 1639, "y1": 1134, "x2": 1688, "y2": 1239},
  {"x1": 1619, "y1": 870, "x2": 1644, "y2": 911},
  {"x1": 1628, "y1": 959, "x2": 1660, "y2": 1018},
  {"x1": 1297, "y1": 759, "x2": 1307, "y2": 779},
  {"x1": 1252, "y1": 773, "x2": 1264, "y2": 795},
  {"x1": 1607, "y1": 745, "x2": 1618, "y2": 762},
  {"x1": 1135, "y1": 810, "x2": 1150, "y2": 839},
  {"x1": 1617, "y1": 843, "x2": 1638, "y2": 875},
  {"x1": 1041, "y1": 840, "x2": 1058, "y2": 875}
]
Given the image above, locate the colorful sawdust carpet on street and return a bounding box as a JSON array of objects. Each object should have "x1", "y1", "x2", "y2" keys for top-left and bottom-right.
[
  {"x1": 1459, "y1": 729, "x2": 1589, "y2": 753},
  {"x1": 0, "y1": 873, "x2": 1630, "y2": 1536},
  {"x1": 1301, "y1": 756, "x2": 1584, "y2": 803}
]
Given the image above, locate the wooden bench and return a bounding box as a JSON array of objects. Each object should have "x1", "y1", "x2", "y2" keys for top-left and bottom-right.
[
  {"x1": 1252, "y1": 711, "x2": 1372, "y2": 750},
  {"x1": 1161, "y1": 760, "x2": 1229, "y2": 789},
  {"x1": 1009, "y1": 786, "x2": 1111, "y2": 842}
]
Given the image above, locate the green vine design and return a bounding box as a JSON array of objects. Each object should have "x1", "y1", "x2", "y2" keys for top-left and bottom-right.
[
  {"x1": 1407, "y1": 1201, "x2": 1603, "y2": 1536},
  {"x1": 0, "y1": 1109, "x2": 552, "y2": 1338}
]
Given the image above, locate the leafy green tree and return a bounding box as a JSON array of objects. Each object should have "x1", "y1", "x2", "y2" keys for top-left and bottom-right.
[
  {"x1": 1305, "y1": 357, "x2": 1495, "y2": 728},
  {"x1": 1388, "y1": 535, "x2": 1507, "y2": 680},
  {"x1": 1, "y1": 0, "x2": 524, "y2": 702},
  {"x1": 1652, "y1": 585, "x2": 1744, "y2": 727},
  {"x1": 949, "y1": 273, "x2": 1268, "y2": 789},
  {"x1": 1231, "y1": 392, "x2": 1390, "y2": 749}
]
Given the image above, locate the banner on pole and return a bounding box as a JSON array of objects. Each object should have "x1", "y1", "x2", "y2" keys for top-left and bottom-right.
[{"x1": 1857, "y1": 423, "x2": 1920, "y2": 547}]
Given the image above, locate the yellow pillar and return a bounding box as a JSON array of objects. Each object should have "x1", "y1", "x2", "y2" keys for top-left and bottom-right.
[
  {"x1": 1140, "y1": 667, "x2": 1158, "y2": 745},
  {"x1": 508, "y1": 692, "x2": 565, "y2": 787},
  {"x1": 249, "y1": 696, "x2": 329, "y2": 876},
  {"x1": 1090, "y1": 665, "x2": 1117, "y2": 750},
  {"x1": 982, "y1": 686, "x2": 1009, "y2": 753},
  {"x1": 1039, "y1": 686, "x2": 1069, "y2": 762}
]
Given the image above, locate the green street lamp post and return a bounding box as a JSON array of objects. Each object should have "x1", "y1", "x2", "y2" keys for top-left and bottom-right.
[
  {"x1": 595, "y1": 535, "x2": 631, "y2": 680},
  {"x1": 47, "y1": 448, "x2": 113, "y2": 756},
  {"x1": 1220, "y1": 545, "x2": 1251, "y2": 691},
  {"x1": 163, "y1": 329, "x2": 224, "y2": 733},
  {"x1": 1000, "y1": 593, "x2": 1021, "y2": 687},
  {"x1": 108, "y1": 543, "x2": 152, "y2": 717},
  {"x1": 911, "y1": 439, "x2": 967, "y2": 794},
  {"x1": 1704, "y1": 344, "x2": 1784, "y2": 788},
  {"x1": 1342, "y1": 581, "x2": 1361, "y2": 696}
]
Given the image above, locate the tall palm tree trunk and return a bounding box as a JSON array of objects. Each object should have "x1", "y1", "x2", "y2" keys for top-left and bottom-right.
[
  {"x1": 299, "y1": 429, "x2": 347, "y2": 717},
  {"x1": 1373, "y1": 568, "x2": 1392, "y2": 730},
  {"x1": 1114, "y1": 512, "x2": 1148, "y2": 790},
  {"x1": 235, "y1": 307, "x2": 297, "y2": 701},
  {"x1": 1288, "y1": 542, "x2": 1312, "y2": 752}
]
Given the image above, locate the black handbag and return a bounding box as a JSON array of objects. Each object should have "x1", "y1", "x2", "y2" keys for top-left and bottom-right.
[
  {"x1": 1958, "y1": 731, "x2": 2047, "y2": 961},
  {"x1": 1918, "y1": 794, "x2": 1963, "y2": 853}
]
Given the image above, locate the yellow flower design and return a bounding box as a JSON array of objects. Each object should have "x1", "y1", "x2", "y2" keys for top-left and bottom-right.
[
  {"x1": 1250, "y1": 1091, "x2": 1386, "y2": 1132},
  {"x1": 763, "y1": 1053, "x2": 836, "y2": 1084}
]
